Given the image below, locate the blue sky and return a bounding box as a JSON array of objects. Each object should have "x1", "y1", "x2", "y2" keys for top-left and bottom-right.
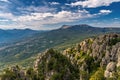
[{"x1": 0, "y1": 0, "x2": 120, "y2": 30}]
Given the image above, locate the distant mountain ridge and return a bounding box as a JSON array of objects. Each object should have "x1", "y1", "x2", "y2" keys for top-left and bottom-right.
[
  {"x1": 0, "y1": 28, "x2": 42, "y2": 46},
  {"x1": 60, "y1": 24, "x2": 92, "y2": 29},
  {"x1": 0, "y1": 24, "x2": 120, "y2": 72},
  {"x1": 60, "y1": 24, "x2": 120, "y2": 33}
]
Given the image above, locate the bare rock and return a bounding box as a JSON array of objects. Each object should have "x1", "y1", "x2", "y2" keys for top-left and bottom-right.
[{"x1": 104, "y1": 62, "x2": 116, "y2": 78}]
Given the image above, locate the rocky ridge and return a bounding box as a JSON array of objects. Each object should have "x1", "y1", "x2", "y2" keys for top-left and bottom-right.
[
  {"x1": 0, "y1": 33, "x2": 120, "y2": 80},
  {"x1": 63, "y1": 34, "x2": 120, "y2": 79}
]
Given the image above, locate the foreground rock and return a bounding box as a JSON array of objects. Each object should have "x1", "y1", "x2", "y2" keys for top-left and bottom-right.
[{"x1": 63, "y1": 33, "x2": 120, "y2": 79}]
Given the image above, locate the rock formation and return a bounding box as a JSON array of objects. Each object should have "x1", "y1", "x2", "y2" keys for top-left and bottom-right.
[{"x1": 0, "y1": 33, "x2": 120, "y2": 80}]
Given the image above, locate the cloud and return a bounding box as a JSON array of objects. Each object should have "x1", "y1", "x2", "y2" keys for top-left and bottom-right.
[
  {"x1": 70, "y1": 0, "x2": 120, "y2": 8},
  {"x1": 49, "y1": 2, "x2": 60, "y2": 5},
  {"x1": 92, "y1": 9, "x2": 112, "y2": 16},
  {"x1": 0, "y1": 19, "x2": 9, "y2": 22},
  {"x1": 17, "y1": 6, "x2": 57, "y2": 13},
  {"x1": 0, "y1": 0, "x2": 9, "y2": 2},
  {"x1": 14, "y1": 10, "x2": 92, "y2": 23},
  {"x1": 0, "y1": 10, "x2": 93, "y2": 29},
  {"x1": 0, "y1": 13, "x2": 15, "y2": 19},
  {"x1": 99, "y1": 10, "x2": 112, "y2": 14},
  {"x1": 0, "y1": 8, "x2": 112, "y2": 30}
]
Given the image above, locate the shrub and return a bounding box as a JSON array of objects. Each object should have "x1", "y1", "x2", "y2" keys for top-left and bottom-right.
[
  {"x1": 90, "y1": 68, "x2": 105, "y2": 80},
  {"x1": 109, "y1": 38, "x2": 120, "y2": 46}
]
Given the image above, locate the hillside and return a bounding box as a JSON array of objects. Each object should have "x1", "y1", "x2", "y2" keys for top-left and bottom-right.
[
  {"x1": 0, "y1": 29, "x2": 41, "y2": 47},
  {"x1": 0, "y1": 24, "x2": 120, "y2": 72},
  {"x1": 0, "y1": 33, "x2": 120, "y2": 80}
]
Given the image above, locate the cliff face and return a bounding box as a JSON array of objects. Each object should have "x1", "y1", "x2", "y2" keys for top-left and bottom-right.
[
  {"x1": 63, "y1": 34, "x2": 120, "y2": 79},
  {"x1": 0, "y1": 34, "x2": 120, "y2": 80}
]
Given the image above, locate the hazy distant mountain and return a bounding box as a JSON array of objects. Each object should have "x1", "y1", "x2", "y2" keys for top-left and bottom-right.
[
  {"x1": 0, "y1": 24, "x2": 120, "y2": 71},
  {"x1": 0, "y1": 29, "x2": 42, "y2": 46},
  {"x1": 60, "y1": 24, "x2": 120, "y2": 33}
]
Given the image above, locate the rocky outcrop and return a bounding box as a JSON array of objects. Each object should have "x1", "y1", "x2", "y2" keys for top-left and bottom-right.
[
  {"x1": 63, "y1": 33, "x2": 120, "y2": 79},
  {"x1": 34, "y1": 49, "x2": 79, "y2": 80},
  {"x1": 104, "y1": 62, "x2": 116, "y2": 78},
  {"x1": 117, "y1": 47, "x2": 120, "y2": 67},
  {"x1": 0, "y1": 65, "x2": 27, "y2": 80},
  {"x1": 0, "y1": 33, "x2": 120, "y2": 80}
]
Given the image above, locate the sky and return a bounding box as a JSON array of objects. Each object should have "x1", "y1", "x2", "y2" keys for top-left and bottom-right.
[{"x1": 0, "y1": 0, "x2": 120, "y2": 30}]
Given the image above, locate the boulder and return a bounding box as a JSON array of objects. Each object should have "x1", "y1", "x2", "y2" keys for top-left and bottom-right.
[{"x1": 104, "y1": 62, "x2": 116, "y2": 78}]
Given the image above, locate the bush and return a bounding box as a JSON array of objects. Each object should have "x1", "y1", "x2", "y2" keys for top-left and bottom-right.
[
  {"x1": 90, "y1": 68, "x2": 105, "y2": 80},
  {"x1": 0, "y1": 68, "x2": 16, "y2": 80},
  {"x1": 109, "y1": 38, "x2": 120, "y2": 46}
]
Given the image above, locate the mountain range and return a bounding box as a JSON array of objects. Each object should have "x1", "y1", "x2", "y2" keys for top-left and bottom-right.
[
  {"x1": 0, "y1": 24, "x2": 120, "y2": 73},
  {"x1": 0, "y1": 29, "x2": 42, "y2": 47}
]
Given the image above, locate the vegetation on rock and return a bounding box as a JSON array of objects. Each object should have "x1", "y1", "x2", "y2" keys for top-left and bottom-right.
[{"x1": 0, "y1": 33, "x2": 120, "y2": 80}]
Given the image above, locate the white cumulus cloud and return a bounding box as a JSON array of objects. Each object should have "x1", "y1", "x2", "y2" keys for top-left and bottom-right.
[
  {"x1": 70, "y1": 0, "x2": 120, "y2": 8},
  {"x1": 0, "y1": 9, "x2": 113, "y2": 30},
  {"x1": 99, "y1": 10, "x2": 112, "y2": 14},
  {"x1": 0, "y1": 10, "x2": 93, "y2": 29},
  {"x1": 49, "y1": 2, "x2": 60, "y2": 5}
]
